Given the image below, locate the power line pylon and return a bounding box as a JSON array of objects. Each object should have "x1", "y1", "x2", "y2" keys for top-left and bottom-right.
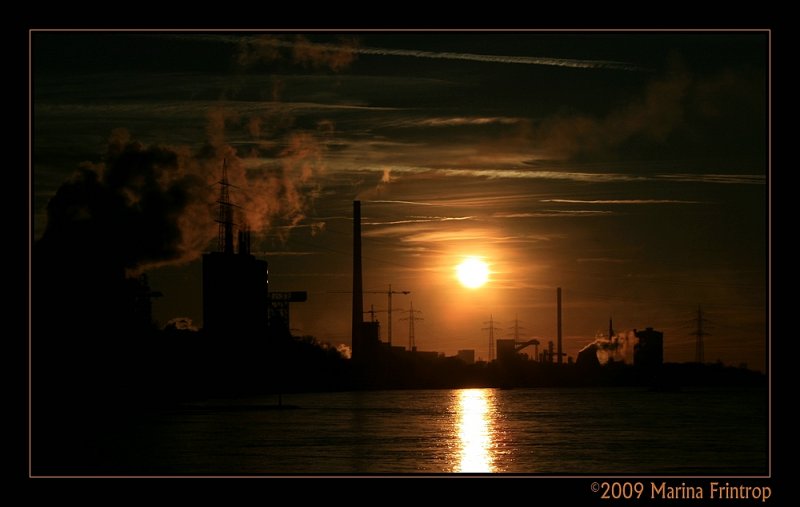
[
  {"x1": 483, "y1": 315, "x2": 501, "y2": 362},
  {"x1": 400, "y1": 300, "x2": 423, "y2": 351},
  {"x1": 691, "y1": 305, "x2": 711, "y2": 364}
]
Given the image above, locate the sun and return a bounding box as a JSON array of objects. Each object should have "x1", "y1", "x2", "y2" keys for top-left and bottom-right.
[{"x1": 456, "y1": 257, "x2": 490, "y2": 289}]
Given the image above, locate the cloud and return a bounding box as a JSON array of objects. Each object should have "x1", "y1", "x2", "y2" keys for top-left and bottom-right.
[
  {"x1": 541, "y1": 198, "x2": 704, "y2": 204},
  {"x1": 534, "y1": 63, "x2": 692, "y2": 158},
  {"x1": 435, "y1": 169, "x2": 649, "y2": 182},
  {"x1": 37, "y1": 115, "x2": 335, "y2": 272},
  {"x1": 366, "y1": 199, "x2": 442, "y2": 206},
  {"x1": 160, "y1": 33, "x2": 645, "y2": 71},
  {"x1": 392, "y1": 117, "x2": 523, "y2": 128},
  {"x1": 576, "y1": 257, "x2": 630, "y2": 264},
  {"x1": 493, "y1": 210, "x2": 614, "y2": 218},
  {"x1": 344, "y1": 43, "x2": 643, "y2": 71},
  {"x1": 655, "y1": 173, "x2": 765, "y2": 185},
  {"x1": 37, "y1": 129, "x2": 214, "y2": 272},
  {"x1": 362, "y1": 216, "x2": 474, "y2": 226},
  {"x1": 236, "y1": 34, "x2": 359, "y2": 72},
  {"x1": 292, "y1": 35, "x2": 359, "y2": 72}
]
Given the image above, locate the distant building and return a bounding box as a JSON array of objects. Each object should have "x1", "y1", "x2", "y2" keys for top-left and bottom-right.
[
  {"x1": 634, "y1": 327, "x2": 664, "y2": 369},
  {"x1": 457, "y1": 349, "x2": 475, "y2": 365},
  {"x1": 496, "y1": 339, "x2": 517, "y2": 361}
]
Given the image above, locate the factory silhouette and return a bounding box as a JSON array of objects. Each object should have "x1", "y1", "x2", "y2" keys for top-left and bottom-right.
[
  {"x1": 33, "y1": 160, "x2": 764, "y2": 398},
  {"x1": 32, "y1": 159, "x2": 763, "y2": 472}
]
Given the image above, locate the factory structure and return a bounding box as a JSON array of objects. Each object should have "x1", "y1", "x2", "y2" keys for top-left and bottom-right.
[
  {"x1": 202, "y1": 161, "x2": 306, "y2": 342},
  {"x1": 195, "y1": 185, "x2": 670, "y2": 389},
  {"x1": 349, "y1": 199, "x2": 667, "y2": 374}
]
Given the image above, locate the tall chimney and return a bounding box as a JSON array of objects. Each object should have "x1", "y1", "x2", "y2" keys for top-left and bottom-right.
[
  {"x1": 557, "y1": 287, "x2": 563, "y2": 364},
  {"x1": 352, "y1": 201, "x2": 363, "y2": 359}
]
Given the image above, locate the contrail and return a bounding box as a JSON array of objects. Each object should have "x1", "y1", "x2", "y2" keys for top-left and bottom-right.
[
  {"x1": 541, "y1": 199, "x2": 704, "y2": 204},
  {"x1": 157, "y1": 34, "x2": 646, "y2": 71},
  {"x1": 351, "y1": 45, "x2": 644, "y2": 71}
]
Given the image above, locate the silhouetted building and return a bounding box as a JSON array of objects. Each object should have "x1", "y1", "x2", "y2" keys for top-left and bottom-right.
[
  {"x1": 203, "y1": 161, "x2": 269, "y2": 340},
  {"x1": 202, "y1": 240, "x2": 269, "y2": 339},
  {"x1": 129, "y1": 274, "x2": 162, "y2": 332},
  {"x1": 360, "y1": 320, "x2": 380, "y2": 356},
  {"x1": 496, "y1": 339, "x2": 517, "y2": 362},
  {"x1": 577, "y1": 344, "x2": 600, "y2": 368},
  {"x1": 457, "y1": 349, "x2": 475, "y2": 365},
  {"x1": 415, "y1": 351, "x2": 440, "y2": 361},
  {"x1": 268, "y1": 291, "x2": 308, "y2": 338},
  {"x1": 634, "y1": 327, "x2": 664, "y2": 369}
]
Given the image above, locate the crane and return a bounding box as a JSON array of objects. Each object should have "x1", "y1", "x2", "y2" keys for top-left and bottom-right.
[{"x1": 330, "y1": 284, "x2": 410, "y2": 347}]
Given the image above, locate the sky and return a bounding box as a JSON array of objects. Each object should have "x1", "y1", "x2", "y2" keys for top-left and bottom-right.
[{"x1": 32, "y1": 31, "x2": 768, "y2": 370}]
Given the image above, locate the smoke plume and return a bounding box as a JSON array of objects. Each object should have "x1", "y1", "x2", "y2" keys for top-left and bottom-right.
[
  {"x1": 236, "y1": 34, "x2": 359, "y2": 72},
  {"x1": 535, "y1": 60, "x2": 692, "y2": 159},
  {"x1": 37, "y1": 129, "x2": 214, "y2": 273},
  {"x1": 580, "y1": 330, "x2": 633, "y2": 365}
]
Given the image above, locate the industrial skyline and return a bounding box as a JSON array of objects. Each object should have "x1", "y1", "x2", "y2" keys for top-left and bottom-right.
[{"x1": 32, "y1": 31, "x2": 768, "y2": 370}]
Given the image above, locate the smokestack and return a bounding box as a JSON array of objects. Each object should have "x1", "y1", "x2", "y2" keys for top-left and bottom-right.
[
  {"x1": 352, "y1": 201, "x2": 363, "y2": 359},
  {"x1": 557, "y1": 287, "x2": 563, "y2": 364}
]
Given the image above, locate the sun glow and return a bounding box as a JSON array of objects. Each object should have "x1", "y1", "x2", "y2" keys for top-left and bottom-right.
[{"x1": 456, "y1": 257, "x2": 489, "y2": 289}]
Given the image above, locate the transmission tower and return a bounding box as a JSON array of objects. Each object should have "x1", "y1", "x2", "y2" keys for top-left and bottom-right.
[
  {"x1": 215, "y1": 158, "x2": 235, "y2": 254},
  {"x1": 483, "y1": 315, "x2": 501, "y2": 362},
  {"x1": 509, "y1": 314, "x2": 524, "y2": 341},
  {"x1": 364, "y1": 304, "x2": 385, "y2": 323},
  {"x1": 400, "y1": 300, "x2": 423, "y2": 351},
  {"x1": 691, "y1": 305, "x2": 711, "y2": 363}
]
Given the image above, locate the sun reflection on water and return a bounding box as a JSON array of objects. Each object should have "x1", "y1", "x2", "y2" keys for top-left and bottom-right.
[{"x1": 455, "y1": 389, "x2": 495, "y2": 473}]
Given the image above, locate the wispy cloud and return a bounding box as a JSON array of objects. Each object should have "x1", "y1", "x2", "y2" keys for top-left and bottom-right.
[
  {"x1": 366, "y1": 199, "x2": 442, "y2": 206},
  {"x1": 494, "y1": 210, "x2": 615, "y2": 218},
  {"x1": 344, "y1": 44, "x2": 645, "y2": 71},
  {"x1": 162, "y1": 34, "x2": 645, "y2": 72},
  {"x1": 401, "y1": 228, "x2": 514, "y2": 244},
  {"x1": 656, "y1": 173, "x2": 765, "y2": 185},
  {"x1": 435, "y1": 169, "x2": 648, "y2": 182},
  {"x1": 35, "y1": 101, "x2": 399, "y2": 116},
  {"x1": 363, "y1": 216, "x2": 475, "y2": 226},
  {"x1": 391, "y1": 116, "x2": 523, "y2": 128},
  {"x1": 576, "y1": 257, "x2": 631, "y2": 264},
  {"x1": 541, "y1": 198, "x2": 704, "y2": 204}
]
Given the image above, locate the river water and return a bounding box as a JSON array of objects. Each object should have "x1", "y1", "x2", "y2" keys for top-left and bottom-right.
[{"x1": 91, "y1": 387, "x2": 767, "y2": 475}]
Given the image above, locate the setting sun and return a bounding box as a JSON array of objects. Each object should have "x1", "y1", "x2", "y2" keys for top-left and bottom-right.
[{"x1": 456, "y1": 257, "x2": 489, "y2": 289}]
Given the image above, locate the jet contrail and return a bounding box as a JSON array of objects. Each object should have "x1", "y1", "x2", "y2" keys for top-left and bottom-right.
[
  {"x1": 157, "y1": 33, "x2": 646, "y2": 71},
  {"x1": 351, "y1": 45, "x2": 644, "y2": 71}
]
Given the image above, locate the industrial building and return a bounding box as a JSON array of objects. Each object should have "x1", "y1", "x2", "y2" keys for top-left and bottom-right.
[
  {"x1": 496, "y1": 339, "x2": 517, "y2": 362},
  {"x1": 634, "y1": 327, "x2": 664, "y2": 369},
  {"x1": 457, "y1": 349, "x2": 475, "y2": 365},
  {"x1": 202, "y1": 161, "x2": 269, "y2": 339}
]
